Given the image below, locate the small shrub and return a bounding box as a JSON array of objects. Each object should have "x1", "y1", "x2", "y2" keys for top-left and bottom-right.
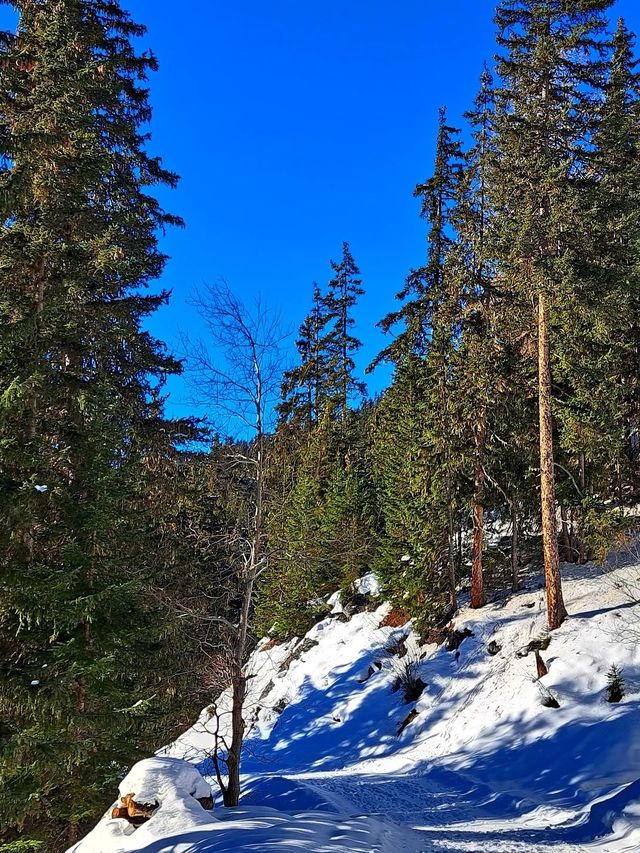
[
  {"x1": 537, "y1": 681, "x2": 560, "y2": 708},
  {"x1": 397, "y1": 658, "x2": 426, "y2": 703},
  {"x1": 606, "y1": 664, "x2": 625, "y2": 703}
]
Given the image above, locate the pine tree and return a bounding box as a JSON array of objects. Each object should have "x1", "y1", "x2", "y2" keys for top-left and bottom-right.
[
  {"x1": 0, "y1": 2, "x2": 191, "y2": 846},
  {"x1": 372, "y1": 109, "x2": 465, "y2": 614},
  {"x1": 551, "y1": 16, "x2": 640, "y2": 558},
  {"x1": 491, "y1": 0, "x2": 615, "y2": 629},
  {"x1": 278, "y1": 283, "x2": 329, "y2": 427},
  {"x1": 452, "y1": 68, "x2": 497, "y2": 609},
  {"x1": 322, "y1": 242, "x2": 366, "y2": 420}
]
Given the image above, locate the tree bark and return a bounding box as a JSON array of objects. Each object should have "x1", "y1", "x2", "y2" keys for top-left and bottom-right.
[
  {"x1": 559, "y1": 505, "x2": 572, "y2": 563},
  {"x1": 511, "y1": 500, "x2": 519, "y2": 592},
  {"x1": 470, "y1": 417, "x2": 486, "y2": 608},
  {"x1": 447, "y1": 502, "x2": 457, "y2": 611},
  {"x1": 223, "y1": 671, "x2": 246, "y2": 807},
  {"x1": 537, "y1": 292, "x2": 567, "y2": 630}
]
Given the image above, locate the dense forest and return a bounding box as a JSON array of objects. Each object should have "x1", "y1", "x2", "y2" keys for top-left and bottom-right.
[{"x1": 0, "y1": 0, "x2": 639, "y2": 850}]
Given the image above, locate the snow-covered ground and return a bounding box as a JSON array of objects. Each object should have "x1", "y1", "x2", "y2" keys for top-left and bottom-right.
[{"x1": 70, "y1": 544, "x2": 640, "y2": 852}]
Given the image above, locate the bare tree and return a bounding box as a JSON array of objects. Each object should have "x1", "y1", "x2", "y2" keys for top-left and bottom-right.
[{"x1": 182, "y1": 280, "x2": 286, "y2": 806}]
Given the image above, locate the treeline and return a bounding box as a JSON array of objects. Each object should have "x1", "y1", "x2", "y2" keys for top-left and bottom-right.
[{"x1": 1, "y1": 0, "x2": 640, "y2": 850}]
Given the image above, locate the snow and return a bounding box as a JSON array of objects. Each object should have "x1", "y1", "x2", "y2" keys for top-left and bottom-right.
[
  {"x1": 117, "y1": 757, "x2": 212, "y2": 804},
  {"x1": 354, "y1": 571, "x2": 381, "y2": 596},
  {"x1": 69, "y1": 553, "x2": 640, "y2": 852}
]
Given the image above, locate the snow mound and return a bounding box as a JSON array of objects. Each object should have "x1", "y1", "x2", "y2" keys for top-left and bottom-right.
[{"x1": 118, "y1": 756, "x2": 212, "y2": 804}]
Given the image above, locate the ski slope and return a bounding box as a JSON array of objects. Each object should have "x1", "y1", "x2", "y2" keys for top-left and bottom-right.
[{"x1": 70, "y1": 544, "x2": 640, "y2": 852}]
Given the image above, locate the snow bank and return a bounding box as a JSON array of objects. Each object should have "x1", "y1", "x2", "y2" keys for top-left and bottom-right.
[
  {"x1": 71, "y1": 555, "x2": 640, "y2": 852},
  {"x1": 67, "y1": 760, "x2": 422, "y2": 853}
]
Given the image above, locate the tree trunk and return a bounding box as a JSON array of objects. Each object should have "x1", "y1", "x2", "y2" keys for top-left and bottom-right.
[
  {"x1": 537, "y1": 292, "x2": 567, "y2": 630},
  {"x1": 511, "y1": 500, "x2": 519, "y2": 592},
  {"x1": 223, "y1": 671, "x2": 246, "y2": 807},
  {"x1": 578, "y1": 452, "x2": 586, "y2": 564},
  {"x1": 447, "y1": 502, "x2": 457, "y2": 611},
  {"x1": 470, "y1": 417, "x2": 486, "y2": 608},
  {"x1": 559, "y1": 505, "x2": 572, "y2": 563}
]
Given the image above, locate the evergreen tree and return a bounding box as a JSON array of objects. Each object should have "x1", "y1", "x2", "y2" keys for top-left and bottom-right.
[
  {"x1": 491, "y1": 0, "x2": 615, "y2": 629},
  {"x1": 452, "y1": 68, "x2": 497, "y2": 609},
  {"x1": 372, "y1": 109, "x2": 465, "y2": 615},
  {"x1": 559, "y1": 18, "x2": 640, "y2": 503},
  {"x1": 322, "y1": 242, "x2": 366, "y2": 420},
  {"x1": 278, "y1": 283, "x2": 329, "y2": 427},
  {"x1": 0, "y1": 1, "x2": 191, "y2": 846}
]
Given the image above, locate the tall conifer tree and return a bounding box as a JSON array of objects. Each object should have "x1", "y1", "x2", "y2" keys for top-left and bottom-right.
[
  {"x1": 491, "y1": 0, "x2": 614, "y2": 629},
  {"x1": 0, "y1": 1, "x2": 191, "y2": 846},
  {"x1": 279, "y1": 283, "x2": 329, "y2": 427},
  {"x1": 322, "y1": 242, "x2": 366, "y2": 420},
  {"x1": 372, "y1": 109, "x2": 465, "y2": 614}
]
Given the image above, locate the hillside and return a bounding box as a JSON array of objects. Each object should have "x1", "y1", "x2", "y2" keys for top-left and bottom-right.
[{"x1": 69, "y1": 545, "x2": 640, "y2": 852}]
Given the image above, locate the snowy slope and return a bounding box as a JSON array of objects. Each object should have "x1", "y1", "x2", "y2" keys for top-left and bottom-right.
[{"x1": 70, "y1": 545, "x2": 640, "y2": 852}]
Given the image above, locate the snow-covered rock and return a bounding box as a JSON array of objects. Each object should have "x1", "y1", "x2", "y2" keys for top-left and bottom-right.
[{"x1": 118, "y1": 756, "x2": 212, "y2": 804}]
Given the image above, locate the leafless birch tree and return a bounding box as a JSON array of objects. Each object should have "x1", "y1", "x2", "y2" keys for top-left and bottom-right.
[{"x1": 182, "y1": 280, "x2": 286, "y2": 806}]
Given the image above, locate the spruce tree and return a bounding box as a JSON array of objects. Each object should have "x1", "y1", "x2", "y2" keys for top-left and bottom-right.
[
  {"x1": 491, "y1": 0, "x2": 615, "y2": 629},
  {"x1": 452, "y1": 68, "x2": 497, "y2": 609},
  {"x1": 0, "y1": 1, "x2": 190, "y2": 846},
  {"x1": 372, "y1": 109, "x2": 465, "y2": 615},
  {"x1": 279, "y1": 283, "x2": 329, "y2": 427},
  {"x1": 322, "y1": 242, "x2": 366, "y2": 420}
]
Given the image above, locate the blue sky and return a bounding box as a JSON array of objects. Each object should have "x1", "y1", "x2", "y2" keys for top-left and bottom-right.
[{"x1": 3, "y1": 1, "x2": 640, "y2": 421}]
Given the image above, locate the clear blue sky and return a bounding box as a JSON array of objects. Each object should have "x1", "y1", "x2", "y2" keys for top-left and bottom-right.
[{"x1": 3, "y1": 1, "x2": 640, "y2": 420}]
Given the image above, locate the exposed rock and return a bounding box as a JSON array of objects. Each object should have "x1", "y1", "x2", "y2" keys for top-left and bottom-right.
[
  {"x1": 273, "y1": 696, "x2": 288, "y2": 714},
  {"x1": 487, "y1": 640, "x2": 502, "y2": 656},
  {"x1": 259, "y1": 680, "x2": 275, "y2": 702},
  {"x1": 358, "y1": 660, "x2": 383, "y2": 684},
  {"x1": 385, "y1": 636, "x2": 408, "y2": 658},
  {"x1": 421, "y1": 627, "x2": 449, "y2": 646},
  {"x1": 516, "y1": 636, "x2": 551, "y2": 658},
  {"x1": 331, "y1": 611, "x2": 350, "y2": 623},
  {"x1": 342, "y1": 592, "x2": 371, "y2": 617},
  {"x1": 445, "y1": 628, "x2": 474, "y2": 652},
  {"x1": 279, "y1": 638, "x2": 319, "y2": 672},
  {"x1": 396, "y1": 708, "x2": 419, "y2": 735},
  {"x1": 541, "y1": 692, "x2": 560, "y2": 709}
]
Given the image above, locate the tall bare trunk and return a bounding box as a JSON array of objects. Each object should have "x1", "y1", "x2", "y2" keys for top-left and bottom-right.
[
  {"x1": 224, "y1": 672, "x2": 247, "y2": 807},
  {"x1": 537, "y1": 293, "x2": 567, "y2": 630},
  {"x1": 447, "y1": 501, "x2": 457, "y2": 611},
  {"x1": 470, "y1": 417, "x2": 486, "y2": 608},
  {"x1": 578, "y1": 452, "x2": 586, "y2": 563},
  {"x1": 559, "y1": 505, "x2": 572, "y2": 563},
  {"x1": 224, "y1": 429, "x2": 263, "y2": 807},
  {"x1": 511, "y1": 500, "x2": 519, "y2": 592}
]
